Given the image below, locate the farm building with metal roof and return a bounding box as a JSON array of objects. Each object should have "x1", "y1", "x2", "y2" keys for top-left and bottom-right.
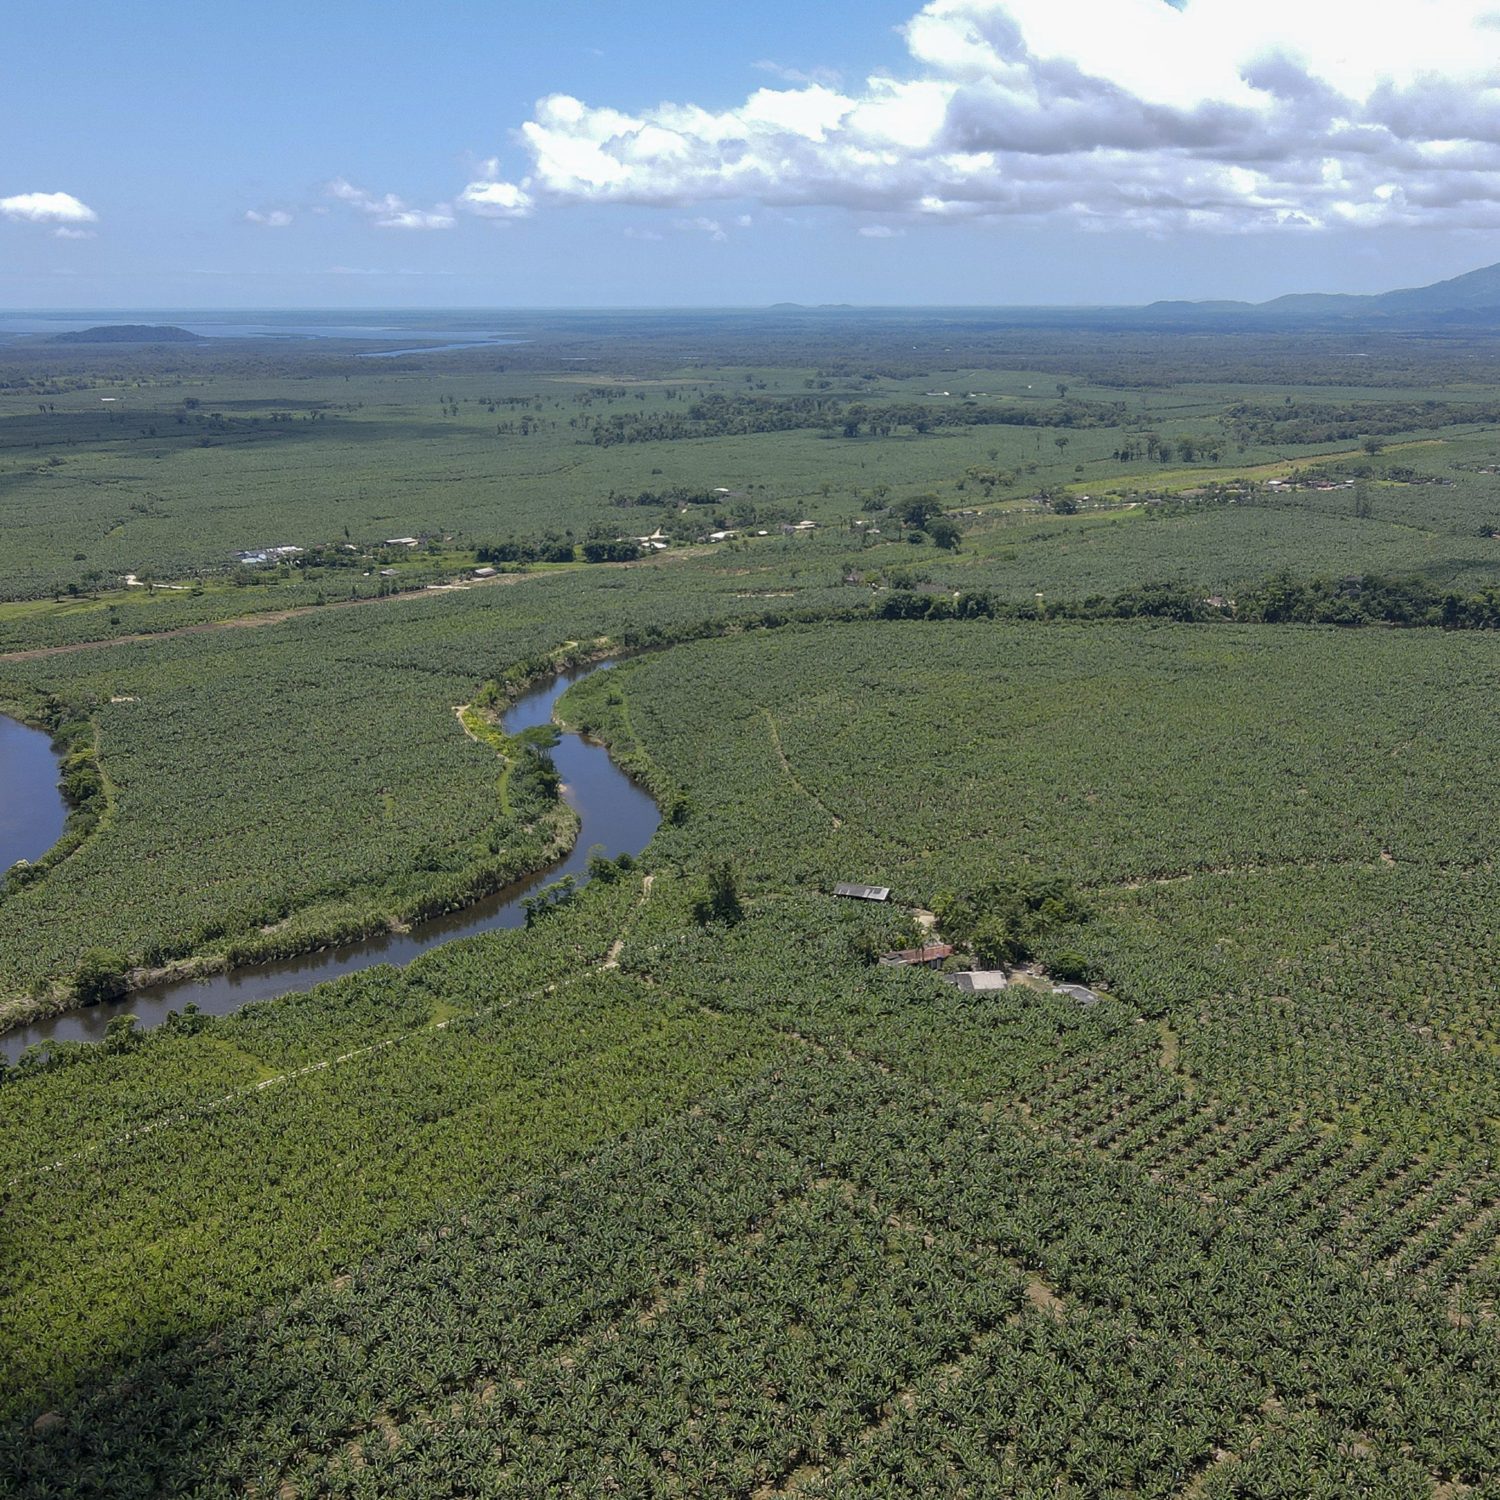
[
  {"x1": 942, "y1": 971, "x2": 1010, "y2": 993},
  {"x1": 878, "y1": 943, "x2": 954, "y2": 968},
  {"x1": 1053, "y1": 983, "x2": 1104, "y2": 1008},
  {"x1": 834, "y1": 883, "x2": 890, "y2": 902}
]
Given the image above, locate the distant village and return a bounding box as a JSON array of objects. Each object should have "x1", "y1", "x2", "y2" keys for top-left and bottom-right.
[{"x1": 226, "y1": 495, "x2": 820, "y2": 583}]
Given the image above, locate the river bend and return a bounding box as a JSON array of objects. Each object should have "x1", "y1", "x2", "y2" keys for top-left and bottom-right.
[{"x1": 1, "y1": 663, "x2": 657, "y2": 1061}]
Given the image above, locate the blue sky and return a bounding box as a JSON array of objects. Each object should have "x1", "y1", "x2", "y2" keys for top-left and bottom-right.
[{"x1": 4, "y1": 0, "x2": 1500, "y2": 308}]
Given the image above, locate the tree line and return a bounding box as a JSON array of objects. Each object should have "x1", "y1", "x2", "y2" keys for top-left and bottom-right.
[{"x1": 586, "y1": 393, "x2": 1122, "y2": 446}]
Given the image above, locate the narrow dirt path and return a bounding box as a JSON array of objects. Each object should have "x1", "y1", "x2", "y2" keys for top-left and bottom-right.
[
  {"x1": 8, "y1": 975, "x2": 574, "y2": 1189},
  {"x1": 8, "y1": 874, "x2": 661, "y2": 1188},
  {"x1": 762, "y1": 708, "x2": 843, "y2": 829},
  {"x1": 0, "y1": 551, "x2": 706, "y2": 664},
  {"x1": 603, "y1": 874, "x2": 653, "y2": 970},
  {"x1": 1104, "y1": 852, "x2": 1423, "y2": 893},
  {"x1": 0, "y1": 573, "x2": 539, "y2": 663}
]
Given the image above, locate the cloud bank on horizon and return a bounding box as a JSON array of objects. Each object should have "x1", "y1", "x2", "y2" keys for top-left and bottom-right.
[{"x1": 461, "y1": 0, "x2": 1500, "y2": 234}]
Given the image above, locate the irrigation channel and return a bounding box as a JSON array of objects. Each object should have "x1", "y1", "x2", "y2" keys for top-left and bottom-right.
[{"x1": 0, "y1": 662, "x2": 660, "y2": 1062}]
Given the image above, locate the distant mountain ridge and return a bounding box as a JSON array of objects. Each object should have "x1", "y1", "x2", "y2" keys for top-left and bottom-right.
[
  {"x1": 755, "y1": 263, "x2": 1500, "y2": 329},
  {"x1": 1143, "y1": 260, "x2": 1500, "y2": 326}
]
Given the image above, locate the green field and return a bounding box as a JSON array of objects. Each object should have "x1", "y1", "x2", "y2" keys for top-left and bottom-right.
[{"x1": 5, "y1": 317, "x2": 1500, "y2": 1496}]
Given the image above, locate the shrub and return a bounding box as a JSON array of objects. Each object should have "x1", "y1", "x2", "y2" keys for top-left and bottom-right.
[{"x1": 74, "y1": 948, "x2": 129, "y2": 1005}]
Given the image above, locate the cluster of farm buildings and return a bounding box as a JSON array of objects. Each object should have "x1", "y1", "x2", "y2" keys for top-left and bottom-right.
[
  {"x1": 233, "y1": 536, "x2": 422, "y2": 567},
  {"x1": 628, "y1": 519, "x2": 818, "y2": 550},
  {"x1": 831, "y1": 883, "x2": 1103, "y2": 1007}
]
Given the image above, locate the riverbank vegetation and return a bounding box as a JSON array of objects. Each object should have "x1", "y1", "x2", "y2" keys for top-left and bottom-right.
[{"x1": 0, "y1": 693, "x2": 108, "y2": 895}]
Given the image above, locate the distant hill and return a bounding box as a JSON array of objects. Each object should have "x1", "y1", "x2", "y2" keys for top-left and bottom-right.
[
  {"x1": 52, "y1": 324, "x2": 206, "y2": 345},
  {"x1": 1142, "y1": 260, "x2": 1500, "y2": 327},
  {"x1": 1267, "y1": 261, "x2": 1500, "y2": 316}
]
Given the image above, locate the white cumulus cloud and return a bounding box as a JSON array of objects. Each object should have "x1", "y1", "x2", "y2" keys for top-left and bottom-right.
[
  {"x1": 327, "y1": 178, "x2": 455, "y2": 230},
  {"x1": 458, "y1": 179, "x2": 534, "y2": 218},
  {"x1": 245, "y1": 208, "x2": 293, "y2": 228},
  {"x1": 1, "y1": 191, "x2": 97, "y2": 225},
  {"x1": 479, "y1": 0, "x2": 1500, "y2": 233}
]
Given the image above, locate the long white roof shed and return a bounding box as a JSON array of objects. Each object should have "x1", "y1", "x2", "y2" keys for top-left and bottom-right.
[{"x1": 834, "y1": 883, "x2": 891, "y2": 902}]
